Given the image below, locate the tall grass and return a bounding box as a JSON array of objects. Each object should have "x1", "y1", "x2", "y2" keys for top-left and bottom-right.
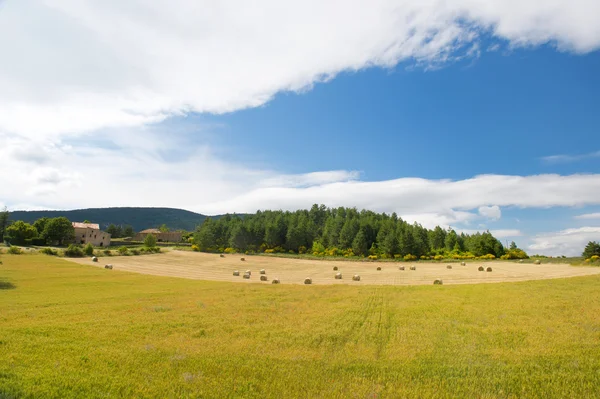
[{"x1": 1, "y1": 254, "x2": 599, "y2": 398}]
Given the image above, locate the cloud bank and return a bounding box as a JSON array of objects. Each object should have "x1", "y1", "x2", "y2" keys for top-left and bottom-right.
[{"x1": 1, "y1": 0, "x2": 600, "y2": 137}]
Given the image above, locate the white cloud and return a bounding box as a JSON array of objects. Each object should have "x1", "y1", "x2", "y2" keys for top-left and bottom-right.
[
  {"x1": 529, "y1": 227, "x2": 600, "y2": 256},
  {"x1": 478, "y1": 205, "x2": 501, "y2": 220},
  {"x1": 1, "y1": 0, "x2": 600, "y2": 137},
  {"x1": 541, "y1": 150, "x2": 600, "y2": 163},
  {"x1": 574, "y1": 212, "x2": 600, "y2": 220}
]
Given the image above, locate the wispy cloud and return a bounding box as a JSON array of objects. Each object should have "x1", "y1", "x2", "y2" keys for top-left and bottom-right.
[
  {"x1": 529, "y1": 227, "x2": 600, "y2": 256},
  {"x1": 574, "y1": 212, "x2": 600, "y2": 220},
  {"x1": 541, "y1": 150, "x2": 600, "y2": 164}
]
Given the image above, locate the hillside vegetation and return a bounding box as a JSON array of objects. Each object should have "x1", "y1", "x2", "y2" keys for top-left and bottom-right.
[
  {"x1": 9, "y1": 207, "x2": 217, "y2": 232},
  {"x1": 1, "y1": 254, "x2": 599, "y2": 398}
]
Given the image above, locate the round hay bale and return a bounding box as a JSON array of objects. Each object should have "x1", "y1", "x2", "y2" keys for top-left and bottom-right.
[
  {"x1": 335, "y1": 272, "x2": 342, "y2": 280},
  {"x1": 92, "y1": 256, "x2": 98, "y2": 262},
  {"x1": 410, "y1": 265, "x2": 416, "y2": 271},
  {"x1": 104, "y1": 264, "x2": 113, "y2": 270},
  {"x1": 260, "y1": 275, "x2": 268, "y2": 281},
  {"x1": 446, "y1": 265, "x2": 452, "y2": 269},
  {"x1": 271, "y1": 278, "x2": 280, "y2": 284},
  {"x1": 304, "y1": 277, "x2": 312, "y2": 285},
  {"x1": 333, "y1": 266, "x2": 338, "y2": 271},
  {"x1": 245, "y1": 270, "x2": 251, "y2": 275},
  {"x1": 519, "y1": 259, "x2": 524, "y2": 263},
  {"x1": 461, "y1": 262, "x2": 466, "y2": 266},
  {"x1": 233, "y1": 270, "x2": 240, "y2": 276},
  {"x1": 534, "y1": 260, "x2": 541, "y2": 265},
  {"x1": 240, "y1": 257, "x2": 246, "y2": 261},
  {"x1": 352, "y1": 274, "x2": 361, "y2": 281},
  {"x1": 434, "y1": 279, "x2": 443, "y2": 285},
  {"x1": 486, "y1": 267, "x2": 493, "y2": 272},
  {"x1": 219, "y1": 254, "x2": 225, "y2": 258},
  {"x1": 376, "y1": 266, "x2": 382, "y2": 271},
  {"x1": 260, "y1": 269, "x2": 266, "y2": 274},
  {"x1": 243, "y1": 273, "x2": 250, "y2": 279},
  {"x1": 478, "y1": 266, "x2": 484, "y2": 271},
  {"x1": 399, "y1": 266, "x2": 405, "y2": 271}
]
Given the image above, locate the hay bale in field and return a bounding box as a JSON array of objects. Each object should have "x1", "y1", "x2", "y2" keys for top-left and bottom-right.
[
  {"x1": 410, "y1": 265, "x2": 416, "y2": 271},
  {"x1": 333, "y1": 266, "x2": 338, "y2": 271},
  {"x1": 220, "y1": 254, "x2": 225, "y2": 258},
  {"x1": 478, "y1": 266, "x2": 484, "y2": 271},
  {"x1": 260, "y1": 275, "x2": 268, "y2": 281},
  {"x1": 243, "y1": 273, "x2": 250, "y2": 279},
  {"x1": 461, "y1": 262, "x2": 466, "y2": 266},
  {"x1": 104, "y1": 264, "x2": 113, "y2": 270},
  {"x1": 352, "y1": 274, "x2": 361, "y2": 281},
  {"x1": 304, "y1": 277, "x2": 312, "y2": 285},
  {"x1": 272, "y1": 278, "x2": 280, "y2": 284},
  {"x1": 434, "y1": 279, "x2": 443, "y2": 285},
  {"x1": 260, "y1": 269, "x2": 266, "y2": 274},
  {"x1": 446, "y1": 265, "x2": 452, "y2": 269},
  {"x1": 335, "y1": 272, "x2": 342, "y2": 280},
  {"x1": 240, "y1": 257, "x2": 245, "y2": 261},
  {"x1": 399, "y1": 266, "x2": 405, "y2": 271},
  {"x1": 376, "y1": 266, "x2": 382, "y2": 271},
  {"x1": 92, "y1": 256, "x2": 98, "y2": 262},
  {"x1": 534, "y1": 260, "x2": 541, "y2": 265},
  {"x1": 233, "y1": 270, "x2": 240, "y2": 276},
  {"x1": 519, "y1": 259, "x2": 524, "y2": 263},
  {"x1": 245, "y1": 270, "x2": 251, "y2": 275},
  {"x1": 486, "y1": 267, "x2": 493, "y2": 272}
]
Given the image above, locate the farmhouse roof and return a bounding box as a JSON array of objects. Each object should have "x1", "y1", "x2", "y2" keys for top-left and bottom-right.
[
  {"x1": 139, "y1": 228, "x2": 162, "y2": 234},
  {"x1": 72, "y1": 222, "x2": 100, "y2": 229}
]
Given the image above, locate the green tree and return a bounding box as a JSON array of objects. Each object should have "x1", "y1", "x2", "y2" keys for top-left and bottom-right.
[
  {"x1": 84, "y1": 243, "x2": 94, "y2": 256},
  {"x1": 143, "y1": 233, "x2": 157, "y2": 248},
  {"x1": 33, "y1": 217, "x2": 49, "y2": 237},
  {"x1": 0, "y1": 206, "x2": 9, "y2": 242},
  {"x1": 339, "y1": 218, "x2": 359, "y2": 249},
  {"x1": 106, "y1": 224, "x2": 122, "y2": 238},
  {"x1": 430, "y1": 226, "x2": 447, "y2": 250},
  {"x1": 445, "y1": 230, "x2": 458, "y2": 251},
  {"x1": 122, "y1": 225, "x2": 134, "y2": 237},
  {"x1": 510, "y1": 241, "x2": 518, "y2": 250},
  {"x1": 583, "y1": 241, "x2": 600, "y2": 258},
  {"x1": 230, "y1": 224, "x2": 251, "y2": 251},
  {"x1": 159, "y1": 224, "x2": 170, "y2": 233},
  {"x1": 5, "y1": 221, "x2": 38, "y2": 245},
  {"x1": 194, "y1": 218, "x2": 216, "y2": 250},
  {"x1": 352, "y1": 229, "x2": 369, "y2": 256},
  {"x1": 43, "y1": 217, "x2": 75, "y2": 246}
]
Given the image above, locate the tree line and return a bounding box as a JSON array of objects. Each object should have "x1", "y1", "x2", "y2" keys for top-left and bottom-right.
[
  {"x1": 1, "y1": 213, "x2": 75, "y2": 246},
  {"x1": 194, "y1": 204, "x2": 523, "y2": 259}
]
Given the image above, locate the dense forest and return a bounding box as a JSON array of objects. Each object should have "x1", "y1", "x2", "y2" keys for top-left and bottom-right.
[
  {"x1": 8, "y1": 207, "x2": 224, "y2": 232},
  {"x1": 194, "y1": 204, "x2": 526, "y2": 259}
]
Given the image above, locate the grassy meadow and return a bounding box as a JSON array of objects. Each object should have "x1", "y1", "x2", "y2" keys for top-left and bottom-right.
[{"x1": 1, "y1": 254, "x2": 600, "y2": 398}]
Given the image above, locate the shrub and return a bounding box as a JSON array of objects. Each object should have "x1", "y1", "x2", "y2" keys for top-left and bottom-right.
[
  {"x1": 224, "y1": 247, "x2": 236, "y2": 254},
  {"x1": 84, "y1": 243, "x2": 94, "y2": 256},
  {"x1": 265, "y1": 249, "x2": 275, "y2": 254},
  {"x1": 191, "y1": 244, "x2": 200, "y2": 252},
  {"x1": 311, "y1": 241, "x2": 326, "y2": 254},
  {"x1": 420, "y1": 255, "x2": 429, "y2": 260},
  {"x1": 130, "y1": 248, "x2": 140, "y2": 255},
  {"x1": 368, "y1": 255, "x2": 378, "y2": 260},
  {"x1": 404, "y1": 254, "x2": 417, "y2": 261},
  {"x1": 118, "y1": 246, "x2": 129, "y2": 256},
  {"x1": 298, "y1": 246, "x2": 307, "y2": 254},
  {"x1": 64, "y1": 244, "x2": 84, "y2": 257},
  {"x1": 40, "y1": 247, "x2": 59, "y2": 256},
  {"x1": 143, "y1": 234, "x2": 157, "y2": 248},
  {"x1": 103, "y1": 249, "x2": 112, "y2": 256},
  {"x1": 433, "y1": 255, "x2": 444, "y2": 261},
  {"x1": 7, "y1": 246, "x2": 22, "y2": 255}
]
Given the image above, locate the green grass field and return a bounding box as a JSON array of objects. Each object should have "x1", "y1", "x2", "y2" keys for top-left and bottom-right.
[{"x1": 1, "y1": 254, "x2": 600, "y2": 398}]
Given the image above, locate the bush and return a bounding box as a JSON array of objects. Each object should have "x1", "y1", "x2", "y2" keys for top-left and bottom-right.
[
  {"x1": 191, "y1": 244, "x2": 200, "y2": 251},
  {"x1": 7, "y1": 246, "x2": 22, "y2": 255},
  {"x1": 84, "y1": 243, "x2": 94, "y2": 256},
  {"x1": 103, "y1": 249, "x2": 112, "y2": 256},
  {"x1": 404, "y1": 254, "x2": 417, "y2": 261},
  {"x1": 40, "y1": 247, "x2": 59, "y2": 256},
  {"x1": 64, "y1": 245, "x2": 84, "y2": 257},
  {"x1": 368, "y1": 255, "x2": 378, "y2": 260},
  {"x1": 433, "y1": 255, "x2": 444, "y2": 261},
  {"x1": 143, "y1": 234, "x2": 157, "y2": 248},
  {"x1": 118, "y1": 246, "x2": 129, "y2": 256},
  {"x1": 130, "y1": 249, "x2": 140, "y2": 255},
  {"x1": 265, "y1": 249, "x2": 275, "y2": 254},
  {"x1": 224, "y1": 247, "x2": 236, "y2": 254}
]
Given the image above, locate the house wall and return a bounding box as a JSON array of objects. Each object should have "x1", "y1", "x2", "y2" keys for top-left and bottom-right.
[{"x1": 73, "y1": 227, "x2": 111, "y2": 247}]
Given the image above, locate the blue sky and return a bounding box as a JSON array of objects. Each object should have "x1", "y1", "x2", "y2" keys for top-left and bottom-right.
[{"x1": 1, "y1": 1, "x2": 600, "y2": 255}]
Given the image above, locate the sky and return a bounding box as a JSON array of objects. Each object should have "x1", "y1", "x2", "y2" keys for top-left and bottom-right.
[{"x1": 1, "y1": 0, "x2": 600, "y2": 256}]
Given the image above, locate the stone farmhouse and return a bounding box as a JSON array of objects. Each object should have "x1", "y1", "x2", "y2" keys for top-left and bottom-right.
[
  {"x1": 72, "y1": 222, "x2": 111, "y2": 247},
  {"x1": 134, "y1": 228, "x2": 182, "y2": 243}
]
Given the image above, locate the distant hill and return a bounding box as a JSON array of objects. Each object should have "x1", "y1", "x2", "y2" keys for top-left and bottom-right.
[{"x1": 8, "y1": 207, "x2": 234, "y2": 232}]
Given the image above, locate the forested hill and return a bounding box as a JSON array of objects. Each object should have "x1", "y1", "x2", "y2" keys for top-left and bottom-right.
[{"x1": 9, "y1": 207, "x2": 218, "y2": 232}]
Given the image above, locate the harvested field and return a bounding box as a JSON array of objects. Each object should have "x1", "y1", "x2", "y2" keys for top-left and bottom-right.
[{"x1": 67, "y1": 251, "x2": 600, "y2": 285}]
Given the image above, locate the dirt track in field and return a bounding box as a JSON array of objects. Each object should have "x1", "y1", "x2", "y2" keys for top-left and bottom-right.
[{"x1": 65, "y1": 251, "x2": 600, "y2": 286}]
